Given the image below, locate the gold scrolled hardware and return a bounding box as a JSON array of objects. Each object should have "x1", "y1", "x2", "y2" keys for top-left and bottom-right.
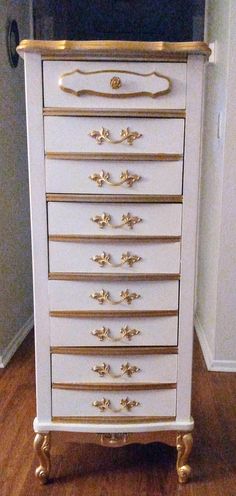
[
  {"x1": 91, "y1": 325, "x2": 141, "y2": 342},
  {"x1": 89, "y1": 169, "x2": 141, "y2": 188},
  {"x1": 110, "y1": 76, "x2": 122, "y2": 89},
  {"x1": 90, "y1": 288, "x2": 140, "y2": 305},
  {"x1": 100, "y1": 433, "x2": 128, "y2": 447},
  {"x1": 92, "y1": 361, "x2": 140, "y2": 378},
  {"x1": 89, "y1": 127, "x2": 142, "y2": 145},
  {"x1": 92, "y1": 396, "x2": 140, "y2": 413},
  {"x1": 91, "y1": 212, "x2": 142, "y2": 230},
  {"x1": 176, "y1": 432, "x2": 193, "y2": 484},
  {"x1": 91, "y1": 251, "x2": 141, "y2": 268}
]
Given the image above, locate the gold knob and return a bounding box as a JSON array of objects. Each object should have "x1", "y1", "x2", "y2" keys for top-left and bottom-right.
[
  {"x1": 92, "y1": 362, "x2": 140, "y2": 378},
  {"x1": 110, "y1": 76, "x2": 122, "y2": 89},
  {"x1": 92, "y1": 397, "x2": 140, "y2": 413}
]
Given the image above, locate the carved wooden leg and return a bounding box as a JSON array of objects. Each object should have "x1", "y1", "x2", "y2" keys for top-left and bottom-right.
[
  {"x1": 34, "y1": 432, "x2": 51, "y2": 484},
  {"x1": 176, "y1": 432, "x2": 193, "y2": 483}
]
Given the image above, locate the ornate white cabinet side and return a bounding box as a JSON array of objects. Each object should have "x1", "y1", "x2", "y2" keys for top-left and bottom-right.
[{"x1": 18, "y1": 40, "x2": 210, "y2": 485}]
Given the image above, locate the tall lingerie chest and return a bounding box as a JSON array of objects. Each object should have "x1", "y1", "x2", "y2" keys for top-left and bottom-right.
[{"x1": 18, "y1": 40, "x2": 210, "y2": 484}]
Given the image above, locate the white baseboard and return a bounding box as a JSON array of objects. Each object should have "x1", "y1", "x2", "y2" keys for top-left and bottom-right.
[
  {"x1": 194, "y1": 313, "x2": 236, "y2": 372},
  {"x1": 0, "y1": 314, "x2": 34, "y2": 368}
]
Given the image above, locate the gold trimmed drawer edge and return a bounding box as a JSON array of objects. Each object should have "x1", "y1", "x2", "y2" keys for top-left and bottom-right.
[
  {"x1": 52, "y1": 383, "x2": 177, "y2": 391},
  {"x1": 43, "y1": 108, "x2": 186, "y2": 118},
  {"x1": 48, "y1": 235, "x2": 181, "y2": 243},
  {"x1": 45, "y1": 152, "x2": 183, "y2": 162},
  {"x1": 46, "y1": 193, "x2": 183, "y2": 203},
  {"x1": 49, "y1": 309, "x2": 178, "y2": 318},
  {"x1": 48, "y1": 272, "x2": 181, "y2": 282},
  {"x1": 50, "y1": 346, "x2": 178, "y2": 355},
  {"x1": 52, "y1": 415, "x2": 176, "y2": 424}
]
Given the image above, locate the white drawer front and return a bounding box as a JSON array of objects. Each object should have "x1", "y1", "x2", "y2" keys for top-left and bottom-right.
[
  {"x1": 44, "y1": 117, "x2": 184, "y2": 154},
  {"x1": 46, "y1": 159, "x2": 183, "y2": 195},
  {"x1": 43, "y1": 61, "x2": 186, "y2": 110},
  {"x1": 50, "y1": 316, "x2": 178, "y2": 347},
  {"x1": 48, "y1": 280, "x2": 179, "y2": 311},
  {"x1": 52, "y1": 388, "x2": 176, "y2": 418},
  {"x1": 48, "y1": 203, "x2": 182, "y2": 237},
  {"x1": 49, "y1": 240, "x2": 181, "y2": 274},
  {"x1": 52, "y1": 353, "x2": 177, "y2": 384}
]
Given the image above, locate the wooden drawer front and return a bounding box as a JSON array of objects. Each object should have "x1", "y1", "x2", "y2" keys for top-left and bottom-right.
[
  {"x1": 50, "y1": 316, "x2": 178, "y2": 347},
  {"x1": 45, "y1": 159, "x2": 183, "y2": 195},
  {"x1": 43, "y1": 61, "x2": 186, "y2": 110},
  {"x1": 52, "y1": 353, "x2": 177, "y2": 384},
  {"x1": 52, "y1": 388, "x2": 176, "y2": 418},
  {"x1": 49, "y1": 240, "x2": 181, "y2": 274},
  {"x1": 48, "y1": 203, "x2": 182, "y2": 237},
  {"x1": 44, "y1": 117, "x2": 184, "y2": 155},
  {"x1": 48, "y1": 280, "x2": 179, "y2": 312}
]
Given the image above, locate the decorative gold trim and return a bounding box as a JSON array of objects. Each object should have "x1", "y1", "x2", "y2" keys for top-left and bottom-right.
[
  {"x1": 17, "y1": 40, "x2": 211, "y2": 58},
  {"x1": 91, "y1": 211, "x2": 142, "y2": 229},
  {"x1": 48, "y1": 272, "x2": 180, "y2": 282},
  {"x1": 52, "y1": 415, "x2": 176, "y2": 424},
  {"x1": 50, "y1": 346, "x2": 178, "y2": 355},
  {"x1": 176, "y1": 432, "x2": 193, "y2": 484},
  {"x1": 91, "y1": 251, "x2": 141, "y2": 268},
  {"x1": 49, "y1": 309, "x2": 178, "y2": 318},
  {"x1": 91, "y1": 325, "x2": 140, "y2": 342},
  {"x1": 46, "y1": 193, "x2": 183, "y2": 203},
  {"x1": 100, "y1": 433, "x2": 128, "y2": 447},
  {"x1": 89, "y1": 170, "x2": 141, "y2": 188},
  {"x1": 34, "y1": 433, "x2": 51, "y2": 485},
  {"x1": 49, "y1": 234, "x2": 181, "y2": 243},
  {"x1": 59, "y1": 67, "x2": 171, "y2": 99},
  {"x1": 52, "y1": 382, "x2": 177, "y2": 391},
  {"x1": 92, "y1": 361, "x2": 140, "y2": 378},
  {"x1": 45, "y1": 152, "x2": 183, "y2": 162},
  {"x1": 43, "y1": 108, "x2": 186, "y2": 118}
]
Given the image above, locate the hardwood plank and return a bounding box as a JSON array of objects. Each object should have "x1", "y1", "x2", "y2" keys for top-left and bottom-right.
[{"x1": 0, "y1": 331, "x2": 235, "y2": 495}]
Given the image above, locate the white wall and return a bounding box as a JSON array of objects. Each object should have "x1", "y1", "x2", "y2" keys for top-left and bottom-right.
[
  {"x1": 0, "y1": 0, "x2": 33, "y2": 366},
  {"x1": 196, "y1": 0, "x2": 236, "y2": 371}
]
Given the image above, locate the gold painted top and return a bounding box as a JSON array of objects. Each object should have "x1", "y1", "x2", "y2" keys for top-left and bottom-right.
[{"x1": 17, "y1": 40, "x2": 211, "y2": 60}]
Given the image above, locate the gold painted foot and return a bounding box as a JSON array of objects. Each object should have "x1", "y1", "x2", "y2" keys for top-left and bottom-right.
[
  {"x1": 34, "y1": 432, "x2": 51, "y2": 484},
  {"x1": 176, "y1": 432, "x2": 193, "y2": 484}
]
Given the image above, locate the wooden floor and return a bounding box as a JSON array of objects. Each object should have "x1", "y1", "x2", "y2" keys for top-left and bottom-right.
[{"x1": 0, "y1": 332, "x2": 236, "y2": 496}]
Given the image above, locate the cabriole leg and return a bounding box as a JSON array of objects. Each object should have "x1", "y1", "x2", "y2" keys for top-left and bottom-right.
[
  {"x1": 34, "y1": 432, "x2": 51, "y2": 484},
  {"x1": 176, "y1": 432, "x2": 193, "y2": 483}
]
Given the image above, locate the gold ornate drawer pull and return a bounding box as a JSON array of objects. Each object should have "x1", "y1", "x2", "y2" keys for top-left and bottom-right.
[
  {"x1": 89, "y1": 127, "x2": 142, "y2": 145},
  {"x1": 90, "y1": 289, "x2": 140, "y2": 305},
  {"x1": 91, "y1": 212, "x2": 142, "y2": 229},
  {"x1": 91, "y1": 251, "x2": 141, "y2": 268},
  {"x1": 89, "y1": 169, "x2": 141, "y2": 188},
  {"x1": 92, "y1": 362, "x2": 140, "y2": 378},
  {"x1": 92, "y1": 397, "x2": 140, "y2": 413},
  {"x1": 91, "y1": 325, "x2": 141, "y2": 342},
  {"x1": 110, "y1": 76, "x2": 122, "y2": 89}
]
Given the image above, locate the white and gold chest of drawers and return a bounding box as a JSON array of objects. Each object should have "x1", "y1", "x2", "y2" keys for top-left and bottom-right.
[{"x1": 18, "y1": 40, "x2": 210, "y2": 485}]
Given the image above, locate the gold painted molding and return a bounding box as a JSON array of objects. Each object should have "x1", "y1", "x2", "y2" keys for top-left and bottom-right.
[
  {"x1": 46, "y1": 152, "x2": 183, "y2": 161},
  {"x1": 48, "y1": 272, "x2": 180, "y2": 282},
  {"x1": 49, "y1": 309, "x2": 178, "y2": 318},
  {"x1": 43, "y1": 108, "x2": 186, "y2": 118},
  {"x1": 17, "y1": 40, "x2": 211, "y2": 59},
  {"x1": 52, "y1": 430, "x2": 179, "y2": 447},
  {"x1": 52, "y1": 415, "x2": 176, "y2": 424},
  {"x1": 59, "y1": 67, "x2": 171, "y2": 99},
  {"x1": 48, "y1": 234, "x2": 181, "y2": 243},
  {"x1": 50, "y1": 345, "x2": 178, "y2": 355},
  {"x1": 46, "y1": 193, "x2": 183, "y2": 203},
  {"x1": 52, "y1": 383, "x2": 177, "y2": 391}
]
